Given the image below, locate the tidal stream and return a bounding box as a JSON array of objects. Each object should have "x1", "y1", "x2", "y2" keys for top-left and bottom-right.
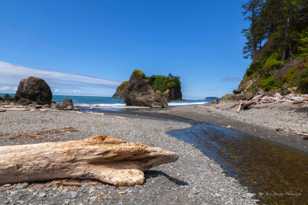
[{"x1": 82, "y1": 108, "x2": 308, "y2": 205}]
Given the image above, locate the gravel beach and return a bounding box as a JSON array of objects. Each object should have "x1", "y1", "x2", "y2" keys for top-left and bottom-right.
[{"x1": 0, "y1": 110, "x2": 257, "y2": 205}]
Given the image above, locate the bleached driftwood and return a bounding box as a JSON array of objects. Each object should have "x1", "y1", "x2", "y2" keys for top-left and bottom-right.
[
  {"x1": 0, "y1": 136, "x2": 178, "y2": 186},
  {"x1": 235, "y1": 93, "x2": 308, "y2": 112}
]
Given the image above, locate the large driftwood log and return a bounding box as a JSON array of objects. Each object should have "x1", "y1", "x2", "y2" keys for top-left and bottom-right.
[
  {"x1": 233, "y1": 93, "x2": 308, "y2": 112},
  {"x1": 0, "y1": 136, "x2": 178, "y2": 186}
]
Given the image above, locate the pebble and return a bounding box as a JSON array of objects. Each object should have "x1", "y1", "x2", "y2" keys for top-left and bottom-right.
[
  {"x1": 15, "y1": 183, "x2": 29, "y2": 189},
  {"x1": 68, "y1": 191, "x2": 78, "y2": 199},
  {"x1": 38, "y1": 192, "x2": 47, "y2": 198}
]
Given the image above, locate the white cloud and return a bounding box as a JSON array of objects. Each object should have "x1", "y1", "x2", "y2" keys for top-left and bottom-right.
[
  {"x1": 0, "y1": 60, "x2": 120, "y2": 96},
  {"x1": 0, "y1": 86, "x2": 17, "y2": 92}
]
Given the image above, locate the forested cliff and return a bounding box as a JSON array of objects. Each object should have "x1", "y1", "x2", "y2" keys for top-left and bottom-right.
[{"x1": 238, "y1": 0, "x2": 308, "y2": 98}]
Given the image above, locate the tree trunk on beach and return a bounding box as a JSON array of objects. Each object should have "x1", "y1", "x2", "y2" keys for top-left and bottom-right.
[{"x1": 0, "y1": 136, "x2": 178, "y2": 186}]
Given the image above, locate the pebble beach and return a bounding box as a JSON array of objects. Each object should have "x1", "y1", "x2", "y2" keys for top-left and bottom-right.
[{"x1": 0, "y1": 110, "x2": 257, "y2": 205}]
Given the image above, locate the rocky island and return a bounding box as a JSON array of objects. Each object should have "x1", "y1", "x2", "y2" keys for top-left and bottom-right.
[{"x1": 113, "y1": 70, "x2": 182, "y2": 108}]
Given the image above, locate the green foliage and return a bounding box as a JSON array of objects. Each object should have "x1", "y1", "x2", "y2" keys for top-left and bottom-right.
[
  {"x1": 149, "y1": 75, "x2": 181, "y2": 93},
  {"x1": 298, "y1": 31, "x2": 308, "y2": 57},
  {"x1": 264, "y1": 53, "x2": 283, "y2": 70},
  {"x1": 117, "y1": 81, "x2": 128, "y2": 91},
  {"x1": 245, "y1": 62, "x2": 262, "y2": 77},
  {"x1": 240, "y1": 0, "x2": 308, "y2": 94},
  {"x1": 296, "y1": 68, "x2": 308, "y2": 93},
  {"x1": 243, "y1": 0, "x2": 308, "y2": 60},
  {"x1": 259, "y1": 76, "x2": 282, "y2": 91},
  {"x1": 283, "y1": 67, "x2": 298, "y2": 86},
  {"x1": 131, "y1": 69, "x2": 145, "y2": 79}
]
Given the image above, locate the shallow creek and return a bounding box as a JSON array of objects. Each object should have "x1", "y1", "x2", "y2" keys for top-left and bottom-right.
[
  {"x1": 84, "y1": 108, "x2": 308, "y2": 205},
  {"x1": 168, "y1": 123, "x2": 308, "y2": 205}
]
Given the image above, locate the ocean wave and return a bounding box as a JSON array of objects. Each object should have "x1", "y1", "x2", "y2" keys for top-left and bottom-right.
[
  {"x1": 168, "y1": 101, "x2": 207, "y2": 106},
  {"x1": 76, "y1": 101, "x2": 207, "y2": 108},
  {"x1": 76, "y1": 103, "x2": 127, "y2": 108}
]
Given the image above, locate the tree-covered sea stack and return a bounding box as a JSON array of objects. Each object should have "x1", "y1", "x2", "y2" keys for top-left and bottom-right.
[
  {"x1": 113, "y1": 69, "x2": 182, "y2": 107},
  {"x1": 237, "y1": 0, "x2": 308, "y2": 99}
]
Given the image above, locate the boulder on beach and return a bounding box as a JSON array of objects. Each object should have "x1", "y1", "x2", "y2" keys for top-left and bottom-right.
[
  {"x1": 15, "y1": 76, "x2": 52, "y2": 105},
  {"x1": 122, "y1": 70, "x2": 168, "y2": 108}
]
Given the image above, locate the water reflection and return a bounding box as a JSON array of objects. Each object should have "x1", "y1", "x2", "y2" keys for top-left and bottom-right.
[{"x1": 167, "y1": 123, "x2": 308, "y2": 205}]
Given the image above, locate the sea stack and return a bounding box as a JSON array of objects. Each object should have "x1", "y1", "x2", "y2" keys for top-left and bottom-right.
[
  {"x1": 122, "y1": 70, "x2": 168, "y2": 108},
  {"x1": 114, "y1": 70, "x2": 182, "y2": 108}
]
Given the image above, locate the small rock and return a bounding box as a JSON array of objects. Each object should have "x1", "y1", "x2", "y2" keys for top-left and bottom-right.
[
  {"x1": 56, "y1": 99, "x2": 74, "y2": 110},
  {"x1": 243, "y1": 192, "x2": 255, "y2": 198},
  {"x1": 15, "y1": 183, "x2": 29, "y2": 189},
  {"x1": 88, "y1": 196, "x2": 97, "y2": 203},
  {"x1": 35, "y1": 105, "x2": 42, "y2": 109},
  {"x1": 88, "y1": 187, "x2": 96, "y2": 194},
  {"x1": 68, "y1": 191, "x2": 78, "y2": 199},
  {"x1": 118, "y1": 190, "x2": 127, "y2": 194},
  {"x1": 16, "y1": 200, "x2": 25, "y2": 204},
  {"x1": 38, "y1": 192, "x2": 47, "y2": 198}
]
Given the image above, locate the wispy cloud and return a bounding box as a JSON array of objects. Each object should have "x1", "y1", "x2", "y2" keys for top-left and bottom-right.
[{"x1": 0, "y1": 60, "x2": 120, "y2": 96}]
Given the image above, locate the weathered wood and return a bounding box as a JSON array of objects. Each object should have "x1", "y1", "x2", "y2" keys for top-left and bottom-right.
[
  {"x1": 0, "y1": 136, "x2": 178, "y2": 186},
  {"x1": 234, "y1": 93, "x2": 308, "y2": 112},
  {"x1": 237, "y1": 100, "x2": 257, "y2": 112}
]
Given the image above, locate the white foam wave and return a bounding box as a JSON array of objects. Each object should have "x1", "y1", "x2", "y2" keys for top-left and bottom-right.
[
  {"x1": 168, "y1": 101, "x2": 207, "y2": 106},
  {"x1": 77, "y1": 103, "x2": 126, "y2": 108},
  {"x1": 76, "y1": 101, "x2": 207, "y2": 108}
]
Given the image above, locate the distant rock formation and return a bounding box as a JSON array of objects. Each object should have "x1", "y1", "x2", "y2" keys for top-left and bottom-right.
[
  {"x1": 121, "y1": 70, "x2": 168, "y2": 108},
  {"x1": 114, "y1": 70, "x2": 182, "y2": 107},
  {"x1": 56, "y1": 99, "x2": 74, "y2": 110},
  {"x1": 15, "y1": 76, "x2": 52, "y2": 105}
]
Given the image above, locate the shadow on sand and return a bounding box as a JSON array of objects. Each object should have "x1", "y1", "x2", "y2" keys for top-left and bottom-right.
[{"x1": 145, "y1": 170, "x2": 189, "y2": 186}]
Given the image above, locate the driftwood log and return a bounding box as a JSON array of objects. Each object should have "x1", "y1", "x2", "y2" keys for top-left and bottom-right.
[
  {"x1": 235, "y1": 93, "x2": 308, "y2": 112},
  {"x1": 0, "y1": 136, "x2": 178, "y2": 186}
]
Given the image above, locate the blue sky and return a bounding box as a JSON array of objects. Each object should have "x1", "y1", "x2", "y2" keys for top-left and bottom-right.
[{"x1": 0, "y1": 0, "x2": 249, "y2": 98}]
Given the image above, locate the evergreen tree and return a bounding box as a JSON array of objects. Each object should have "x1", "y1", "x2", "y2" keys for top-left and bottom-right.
[{"x1": 242, "y1": 0, "x2": 265, "y2": 59}]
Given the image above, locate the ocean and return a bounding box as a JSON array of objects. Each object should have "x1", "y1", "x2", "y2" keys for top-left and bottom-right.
[
  {"x1": 52, "y1": 95, "x2": 209, "y2": 108},
  {"x1": 0, "y1": 93, "x2": 211, "y2": 108}
]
